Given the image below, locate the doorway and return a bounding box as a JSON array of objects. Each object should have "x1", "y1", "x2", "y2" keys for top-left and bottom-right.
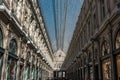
[{"x1": 94, "y1": 65, "x2": 99, "y2": 80}]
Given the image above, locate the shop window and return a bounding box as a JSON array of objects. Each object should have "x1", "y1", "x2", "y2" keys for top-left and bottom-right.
[
  {"x1": 9, "y1": 39, "x2": 17, "y2": 54},
  {"x1": 116, "y1": 55, "x2": 120, "y2": 80},
  {"x1": 25, "y1": 65, "x2": 30, "y2": 80},
  {"x1": 85, "y1": 68, "x2": 87, "y2": 80},
  {"x1": 20, "y1": 65, "x2": 24, "y2": 80},
  {"x1": 0, "y1": 28, "x2": 3, "y2": 78},
  {"x1": 32, "y1": 67, "x2": 35, "y2": 79},
  {"x1": 58, "y1": 72, "x2": 62, "y2": 78},
  {"x1": 36, "y1": 67, "x2": 38, "y2": 80},
  {"x1": 63, "y1": 72, "x2": 65, "y2": 77},
  {"x1": 102, "y1": 59, "x2": 111, "y2": 80},
  {"x1": 0, "y1": 28, "x2": 3, "y2": 47},
  {"x1": 116, "y1": 30, "x2": 120, "y2": 49},
  {"x1": 0, "y1": 55, "x2": 3, "y2": 78},
  {"x1": 90, "y1": 66, "x2": 93, "y2": 80},
  {"x1": 102, "y1": 41, "x2": 110, "y2": 56},
  {"x1": 40, "y1": 68, "x2": 42, "y2": 79},
  {"x1": 7, "y1": 58, "x2": 17, "y2": 80}
]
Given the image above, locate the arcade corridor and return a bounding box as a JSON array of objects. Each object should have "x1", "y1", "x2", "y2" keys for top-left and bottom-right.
[{"x1": 0, "y1": 0, "x2": 120, "y2": 80}]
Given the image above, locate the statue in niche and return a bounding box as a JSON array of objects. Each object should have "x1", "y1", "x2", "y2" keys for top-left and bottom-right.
[
  {"x1": 30, "y1": 20, "x2": 36, "y2": 38},
  {"x1": 16, "y1": 0, "x2": 22, "y2": 21},
  {"x1": 26, "y1": 7, "x2": 32, "y2": 24},
  {"x1": 23, "y1": 8, "x2": 27, "y2": 28},
  {"x1": 24, "y1": 6, "x2": 32, "y2": 30},
  {"x1": 35, "y1": 28, "x2": 39, "y2": 42},
  {"x1": 36, "y1": 8, "x2": 39, "y2": 14}
]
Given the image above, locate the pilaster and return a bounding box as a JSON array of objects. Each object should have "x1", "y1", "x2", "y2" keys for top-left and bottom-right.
[
  {"x1": 16, "y1": 38, "x2": 22, "y2": 80},
  {"x1": 1, "y1": 24, "x2": 10, "y2": 80}
]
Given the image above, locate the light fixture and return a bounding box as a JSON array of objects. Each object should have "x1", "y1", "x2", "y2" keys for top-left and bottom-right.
[
  {"x1": 27, "y1": 40, "x2": 30, "y2": 44},
  {"x1": 37, "y1": 50, "x2": 40, "y2": 54}
]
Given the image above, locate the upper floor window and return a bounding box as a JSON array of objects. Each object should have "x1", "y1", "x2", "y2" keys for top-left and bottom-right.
[
  {"x1": 94, "y1": 49, "x2": 98, "y2": 60},
  {"x1": 100, "y1": 0, "x2": 105, "y2": 21},
  {"x1": 27, "y1": 51, "x2": 30, "y2": 62},
  {"x1": 102, "y1": 41, "x2": 110, "y2": 56},
  {"x1": 88, "y1": 51, "x2": 92, "y2": 62},
  {"x1": 116, "y1": 30, "x2": 120, "y2": 49},
  {"x1": 0, "y1": 28, "x2": 3, "y2": 47},
  {"x1": 9, "y1": 39, "x2": 17, "y2": 54}
]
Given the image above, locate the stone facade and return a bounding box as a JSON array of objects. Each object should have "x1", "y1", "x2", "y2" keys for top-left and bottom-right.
[
  {"x1": 62, "y1": 0, "x2": 120, "y2": 80},
  {"x1": 0, "y1": 0, "x2": 54, "y2": 80}
]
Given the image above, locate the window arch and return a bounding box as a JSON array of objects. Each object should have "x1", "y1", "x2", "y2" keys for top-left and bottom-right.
[
  {"x1": 0, "y1": 28, "x2": 3, "y2": 47},
  {"x1": 115, "y1": 30, "x2": 120, "y2": 49},
  {"x1": 102, "y1": 41, "x2": 110, "y2": 56},
  {"x1": 9, "y1": 39, "x2": 17, "y2": 54}
]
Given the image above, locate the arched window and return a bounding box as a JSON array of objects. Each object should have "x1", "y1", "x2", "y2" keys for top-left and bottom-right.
[
  {"x1": 9, "y1": 39, "x2": 17, "y2": 54},
  {"x1": 94, "y1": 48, "x2": 98, "y2": 60},
  {"x1": 27, "y1": 51, "x2": 30, "y2": 62},
  {"x1": 102, "y1": 41, "x2": 110, "y2": 56},
  {"x1": 84, "y1": 55, "x2": 87, "y2": 64},
  {"x1": 88, "y1": 51, "x2": 92, "y2": 62},
  {"x1": 0, "y1": 28, "x2": 3, "y2": 47},
  {"x1": 115, "y1": 30, "x2": 120, "y2": 49}
]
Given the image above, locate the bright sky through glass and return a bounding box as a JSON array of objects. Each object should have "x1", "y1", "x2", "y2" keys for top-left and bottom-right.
[{"x1": 38, "y1": 0, "x2": 83, "y2": 53}]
